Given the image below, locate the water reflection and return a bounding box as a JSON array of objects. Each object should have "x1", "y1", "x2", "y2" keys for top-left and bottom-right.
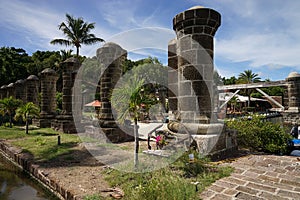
[{"x1": 0, "y1": 153, "x2": 57, "y2": 200}]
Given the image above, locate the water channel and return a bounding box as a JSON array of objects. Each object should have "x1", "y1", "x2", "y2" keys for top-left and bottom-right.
[{"x1": 0, "y1": 152, "x2": 58, "y2": 200}]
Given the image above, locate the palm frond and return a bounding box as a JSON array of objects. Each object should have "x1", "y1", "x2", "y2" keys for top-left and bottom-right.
[{"x1": 50, "y1": 39, "x2": 72, "y2": 46}]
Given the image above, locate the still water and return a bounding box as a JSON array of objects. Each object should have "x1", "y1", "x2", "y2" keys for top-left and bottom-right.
[{"x1": 0, "y1": 153, "x2": 57, "y2": 200}]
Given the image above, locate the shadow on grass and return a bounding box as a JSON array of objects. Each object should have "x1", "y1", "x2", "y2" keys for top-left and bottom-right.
[{"x1": 34, "y1": 142, "x2": 103, "y2": 168}]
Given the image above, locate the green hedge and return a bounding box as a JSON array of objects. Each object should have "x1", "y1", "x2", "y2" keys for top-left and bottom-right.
[{"x1": 226, "y1": 115, "x2": 291, "y2": 154}]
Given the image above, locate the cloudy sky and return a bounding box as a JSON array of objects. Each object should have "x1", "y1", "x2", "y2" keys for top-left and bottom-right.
[{"x1": 0, "y1": 0, "x2": 299, "y2": 81}]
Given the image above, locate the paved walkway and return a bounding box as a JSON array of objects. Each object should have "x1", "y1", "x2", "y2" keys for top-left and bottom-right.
[{"x1": 200, "y1": 154, "x2": 300, "y2": 199}]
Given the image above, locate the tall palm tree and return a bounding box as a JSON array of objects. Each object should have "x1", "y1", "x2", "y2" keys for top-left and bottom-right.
[
  {"x1": 0, "y1": 96, "x2": 22, "y2": 128},
  {"x1": 111, "y1": 76, "x2": 156, "y2": 170},
  {"x1": 14, "y1": 102, "x2": 40, "y2": 134},
  {"x1": 50, "y1": 14, "x2": 105, "y2": 57},
  {"x1": 238, "y1": 70, "x2": 261, "y2": 107}
]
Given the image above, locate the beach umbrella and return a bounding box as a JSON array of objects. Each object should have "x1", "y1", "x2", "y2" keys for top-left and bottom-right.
[{"x1": 84, "y1": 100, "x2": 101, "y2": 107}]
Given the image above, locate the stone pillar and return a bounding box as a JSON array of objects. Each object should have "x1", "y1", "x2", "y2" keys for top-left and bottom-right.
[
  {"x1": 6, "y1": 83, "x2": 15, "y2": 98},
  {"x1": 39, "y1": 68, "x2": 58, "y2": 128},
  {"x1": 0, "y1": 85, "x2": 7, "y2": 99},
  {"x1": 61, "y1": 58, "x2": 81, "y2": 115},
  {"x1": 53, "y1": 57, "x2": 80, "y2": 133},
  {"x1": 92, "y1": 43, "x2": 133, "y2": 143},
  {"x1": 15, "y1": 79, "x2": 26, "y2": 102},
  {"x1": 97, "y1": 43, "x2": 127, "y2": 127},
  {"x1": 286, "y1": 72, "x2": 300, "y2": 112},
  {"x1": 26, "y1": 75, "x2": 39, "y2": 105},
  {"x1": 173, "y1": 6, "x2": 221, "y2": 124},
  {"x1": 282, "y1": 72, "x2": 300, "y2": 124},
  {"x1": 168, "y1": 39, "x2": 178, "y2": 120}
]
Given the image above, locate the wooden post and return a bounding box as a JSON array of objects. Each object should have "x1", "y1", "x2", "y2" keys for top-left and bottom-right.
[{"x1": 58, "y1": 135, "x2": 61, "y2": 145}]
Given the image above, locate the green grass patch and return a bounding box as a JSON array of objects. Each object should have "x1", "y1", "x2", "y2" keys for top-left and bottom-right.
[
  {"x1": 0, "y1": 126, "x2": 80, "y2": 162},
  {"x1": 102, "y1": 151, "x2": 233, "y2": 200}
]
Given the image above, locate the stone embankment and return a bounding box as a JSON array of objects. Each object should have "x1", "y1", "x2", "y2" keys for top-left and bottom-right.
[{"x1": 0, "y1": 140, "x2": 75, "y2": 200}]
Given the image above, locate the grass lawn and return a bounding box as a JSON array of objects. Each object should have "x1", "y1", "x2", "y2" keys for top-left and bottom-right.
[{"x1": 0, "y1": 126, "x2": 80, "y2": 162}]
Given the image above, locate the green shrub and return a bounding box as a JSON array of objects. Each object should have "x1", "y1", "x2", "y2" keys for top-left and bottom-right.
[
  {"x1": 226, "y1": 115, "x2": 291, "y2": 154},
  {"x1": 2, "y1": 122, "x2": 13, "y2": 128}
]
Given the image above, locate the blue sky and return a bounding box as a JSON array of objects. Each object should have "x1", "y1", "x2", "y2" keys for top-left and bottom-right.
[{"x1": 0, "y1": 0, "x2": 300, "y2": 81}]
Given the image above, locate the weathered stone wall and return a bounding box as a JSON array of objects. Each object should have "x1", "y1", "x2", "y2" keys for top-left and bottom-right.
[{"x1": 0, "y1": 141, "x2": 70, "y2": 200}]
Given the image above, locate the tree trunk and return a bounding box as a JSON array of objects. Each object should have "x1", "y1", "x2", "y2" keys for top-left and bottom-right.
[
  {"x1": 247, "y1": 89, "x2": 251, "y2": 108},
  {"x1": 134, "y1": 118, "x2": 139, "y2": 170},
  {"x1": 9, "y1": 114, "x2": 12, "y2": 128},
  {"x1": 25, "y1": 119, "x2": 29, "y2": 134},
  {"x1": 76, "y1": 47, "x2": 79, "y2": 57}
]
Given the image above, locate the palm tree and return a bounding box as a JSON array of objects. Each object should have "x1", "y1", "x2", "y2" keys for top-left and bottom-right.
[
  {"x1": 60, "y1": 49, "x2": 73, "y2": 61},
  {"x1": 0, "y1": 96, "x2": 22, "y2": 128},
  {"x1": 238, "y1": 70, "x2": 261, "y2": 107},
  {"x1": 50, "y1": 14, "x2": 104, "y2": 57},
  {"x1": 111, "y1": 76, "x2": 156, "y2": 169},
  {"x1": 15, "y1": 102, "x2": 40, "y2": 134}
]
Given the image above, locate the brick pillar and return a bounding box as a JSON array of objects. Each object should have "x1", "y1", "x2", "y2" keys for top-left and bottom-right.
[
  {"x1": 39, "y1": 68, "x2": 58, "y2": 128},
  {"x1": 286, "y1": 72, "x2": 300, "y2": 112},
  {"x1": 97, "y1": 42, "x2": 127, "y2": 128},
  {"x1": 61, "y1": 58, "x2": 80, "y2": 115},
  {"x1": 53, "y1": 57, "x2": 80, "y2": 133},
  {"x1": 168, "y1": 38, "x2": 178, "y2": 119},
  {"x1": 15, "y1": 79, "x2": 26, "y2": 102},
  {"x1": 26, "y1": 75, "x2": 39, "y2": 105},
  {"x1": 0, "y1": 85, "x2": 8, "y2": 99},
  {"x1": 6, "y1": 83, "x2": 15, "y2": 98},
  {"x1": 173, "y1": 6, "x2": 221, "y2": 123}
]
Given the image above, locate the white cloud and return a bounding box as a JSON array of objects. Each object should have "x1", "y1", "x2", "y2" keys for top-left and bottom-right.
[
  {"x1": 213, "y1": 0, "x2": 300, "y2": 70},
  {"x1": 0, "y1": 1, "x2": 61, "y2": 40}
]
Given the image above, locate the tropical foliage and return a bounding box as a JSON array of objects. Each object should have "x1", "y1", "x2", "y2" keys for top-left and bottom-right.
[
  {"x1": 50, "y1": 13, "x2": 104, "y2": 57},
  {"x1": 0, "y1": 47, "x2": 31, "y2": 85},
  {"x1": 111, "y1": 74, "x2": 157, "y2": 169},
  {"x1": 237, "y1": 70, "x2": 261, "y2": 107},
  {"x1": 15, "y1": 102, "x2": 40, "y2": 134},
  {"x1": 226, "y1": 115, "x2": 291, "y2": 153},
  {"x1": 0, "y1": 97, "x2": 23, "y2": 128}
]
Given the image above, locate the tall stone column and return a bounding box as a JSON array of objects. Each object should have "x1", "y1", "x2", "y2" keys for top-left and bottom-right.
[
  {"x1": 173, "y1": 6, "x2": 221, "y2": 124},
  {"x1": 7, "y1": 83, "x2": 15, "y2": 98},
  {"x1": 286, "y1": 72, "x2": 300, "y2": 112},
  {"x1": 61, "y1": 58, "x2": 80, "y2": 115},
  {"x1": 93, "y1": 42, "x2": 133, "y2": 143},
  {"x1": 39, "y1": 68, "x2": 58, "y2": 128},
  {"x1": 97, "y1": 43, "x2": 127, "y2": 127},
  {"x1": 54, "y1": 57, "x2": 81, "y2": 133},
  {"x1": 26, "y1": 75, "x2": 39, "y2": 105},
  {"x1": 15, "y1": 80, "x2": 26, "y2": 102},
  {"x1": 0, "y1": 85, "x2": 8, "y2": 99},
  {"x1": 168, "y1": 39, "x2": 178, "y2": 119}
]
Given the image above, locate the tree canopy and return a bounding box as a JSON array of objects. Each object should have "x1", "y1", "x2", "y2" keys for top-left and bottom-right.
[{"x1": 50, "y1": 13, "x2": 105, "y2": 57}]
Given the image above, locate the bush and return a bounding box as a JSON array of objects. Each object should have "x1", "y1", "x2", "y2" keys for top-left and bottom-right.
[{"x1": 226, "y1": 115, "x2": 291, "y2": 154}]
